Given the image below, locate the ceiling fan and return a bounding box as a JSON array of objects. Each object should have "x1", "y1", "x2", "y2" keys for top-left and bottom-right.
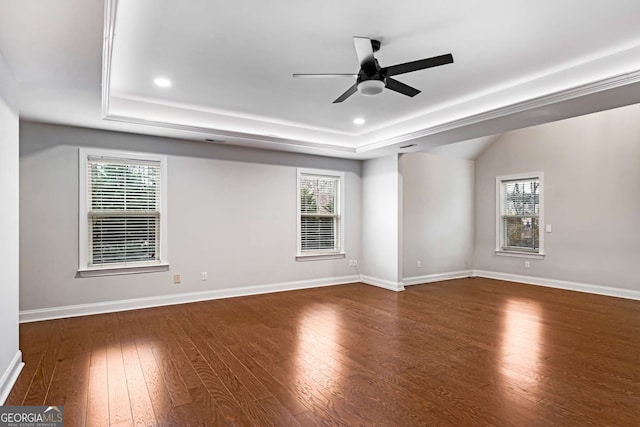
[{"x1": 293, "y1": 36, "x2": 454, "y2": 103}]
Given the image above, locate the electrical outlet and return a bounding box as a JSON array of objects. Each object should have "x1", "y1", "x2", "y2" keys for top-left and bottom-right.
[
  {"x1": 353, "y1": 259, "x2": 357, "y2": 267},
  {"x1": 417, "y1": 260, "x2": 421, "y2": 268},
  {"x1": 524, "y1": 261, "x2": 530, "y2": 268},
  {"x1": 201, "y1": 272, "x2": 208, "y2": 281},
  {"x1": 173, "y1": 274, "x2": 181, "y2": 284}
]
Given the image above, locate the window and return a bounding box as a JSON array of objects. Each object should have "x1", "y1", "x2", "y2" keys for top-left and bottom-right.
[
  {"x1": 496, "y1": 173, "x2": 544, "y2": 258},
  {"x1": 297, "y1": 168, "x2": 345, "y2": 260},
  {"x1": 79, "y1": 149, "x2": 168, "y2": 275}
]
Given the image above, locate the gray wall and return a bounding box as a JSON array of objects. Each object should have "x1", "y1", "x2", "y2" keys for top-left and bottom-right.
[
  {"x1": 19, "y1": 96, "x2": 640, "y2": 316},
  {"x1": 400, "y1": 152, "x2": 474, "y2": 279},
  {"x1": 19, "y1": 122, "x2": 361, "y2": 310},
  {"x1": 0, "y1": 53, "x2": 20, "y2": 402},
  {"x1": 360, "y1": 155, "x2": 401, "y2": 286},
  {"x1": 474, "y1": 103, "x2": 640, "y2": 291}
]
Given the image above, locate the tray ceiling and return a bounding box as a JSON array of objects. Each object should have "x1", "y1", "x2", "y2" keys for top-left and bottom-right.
[{"x1": 2, "y1": 0, "x2": 640, "y2": 158}]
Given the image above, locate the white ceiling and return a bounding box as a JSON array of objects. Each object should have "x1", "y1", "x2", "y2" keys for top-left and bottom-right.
[{"x1": 2, "y1": 0, "x2": 640, "y2": 159}]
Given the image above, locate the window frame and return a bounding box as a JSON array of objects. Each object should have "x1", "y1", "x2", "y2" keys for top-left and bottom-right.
[
  {"x1": 296, "y1": 168, "x2": 346, "y2": 261},
  {"x1": 78, "y1": 148, "x2": 169, "y2": 276},
  {"x1": 495, "y1": 172, "x2": 545, "y2": 259}
]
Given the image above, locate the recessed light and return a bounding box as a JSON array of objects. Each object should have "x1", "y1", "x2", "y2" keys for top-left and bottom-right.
[
  {"x1": 353, "y1": 117, "x2": 365, "y2": 125},
  {"x1": 154, "y1": 77, "x2": 171, "y2": 87}
]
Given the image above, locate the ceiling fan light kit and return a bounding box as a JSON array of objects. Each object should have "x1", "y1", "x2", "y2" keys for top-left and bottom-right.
[
  {"x1": 293, "y1": 36, "x2": 453, "y2": 103},
  {"x1": 358, "y1": 79, "x2": 385, "y2": 96}
]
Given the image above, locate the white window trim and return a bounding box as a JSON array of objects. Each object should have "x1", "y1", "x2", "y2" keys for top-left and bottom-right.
[
  {"x1": 296, "y1": 168, "x2": 346, "y2": 261},
  {"x1": 78, "y1": 148, "x2": 169, "y2": 276},
  {"x1": 495, "y1": 172, "x2": 545, "y2": 259}
]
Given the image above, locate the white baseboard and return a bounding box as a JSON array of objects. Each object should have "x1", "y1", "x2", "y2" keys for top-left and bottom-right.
[
  {"x1": 0, "y1": 351, "x2": 24, "y2": 405},
  {"x1": 359, "y1": 275, "x2": 405, "y2": 292},
  {"x1": 19, "y1": 275, "x2": 360, "y2": 323},
  {"x1": 403, "y1": 270, "x2": 473, "y2": 286},
  {"x1": 24, "y1": 269, "x2": 636, "y2": 323},
  {"x1": 473, "y1": 270, "x2": 640, "y2": 301}
]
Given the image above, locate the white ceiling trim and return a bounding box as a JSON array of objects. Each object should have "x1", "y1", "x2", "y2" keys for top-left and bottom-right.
[
  {"x1": 110, "y1": 92, "x2": 359, "y2": 137},
  {"x1": 356, "y1": 68, "x2": 640, "y2": 153},
  {"x1": 103, "y1": 113, "x2": 357, "y2": 155},
  {"x1": 103, "y1": 60, "x2": 640, "y2": 157},
  {"x1": 101, "y1": 0, "x2": 117, "y2": 118},
  {"x1": 100, "y1": 0, "x2": 360, "y2": 156},
  {"x1": 99, "y1": 0, "x2": 640, "y2": 158}
]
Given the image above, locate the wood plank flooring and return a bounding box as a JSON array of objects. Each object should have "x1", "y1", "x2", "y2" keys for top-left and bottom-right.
[{"x1": 6, "y1": 278, "x2": 640, "y2": 426}]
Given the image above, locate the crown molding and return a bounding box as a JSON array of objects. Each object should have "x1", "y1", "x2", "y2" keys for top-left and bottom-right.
[
  {"x1": 101, "y1": 0, "x2": 117, "y2": 118},
  {"x1": 356, "y1": 68, "x2": 640, "y2": 153},
  {"x1": 103, "y1": 113, "x2": 357, "y2": 155}
]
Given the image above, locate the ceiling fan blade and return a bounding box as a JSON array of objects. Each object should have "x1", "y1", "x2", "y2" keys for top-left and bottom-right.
[
  {"x1": 385, "y1": 78, "x2": 421, "y2": 97},
  {"x1": 353, "y1": 36, "x2": 377, "y2": 73},
  {"x1": 293, "y1": 73, "x2": 357, "y2": 78},
  {"x1": 333, "y1": 83, "x2": 358, "y2": 103},
  {"x1": 385, "y1": 53, "x2": 454, "y2": 76}
]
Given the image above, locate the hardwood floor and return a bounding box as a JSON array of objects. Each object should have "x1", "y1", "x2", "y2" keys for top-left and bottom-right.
[{"x1": 7, "y1": 278, "x2": 640, "y2": 426}]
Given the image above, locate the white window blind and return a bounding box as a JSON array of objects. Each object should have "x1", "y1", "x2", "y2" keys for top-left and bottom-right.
[
  {"x1": 86, "y1": 156, "x2": 161, "y2": 266},
  {"x1": 298, "y1": 171, "x2": 342, "y2": 254},
  {"x1": 500, "y1": 177, "x2": 540, "y2": 252}
]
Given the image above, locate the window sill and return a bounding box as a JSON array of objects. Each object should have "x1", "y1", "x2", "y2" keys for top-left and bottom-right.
[
  {"x1": 296, "y1": 253, "x2": 346, "y2": 262},
  {"x1": 495, "y1": 250, "x2": 545, "y2": 260},
  {"x1": 78, "y1": 263, "x2": 170, "y2": 277}
]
